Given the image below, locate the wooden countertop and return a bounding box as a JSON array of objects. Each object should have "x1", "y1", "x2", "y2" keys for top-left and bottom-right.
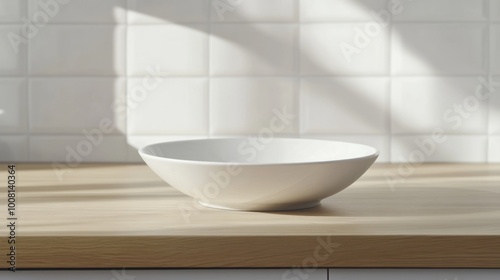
[{"x1": 1, "y1": 163, "x2": 500, "y2": 269}]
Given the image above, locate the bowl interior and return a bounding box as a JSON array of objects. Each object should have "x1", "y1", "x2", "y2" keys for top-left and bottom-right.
[{"x1": 140, "y1": 138, "x2": 378, "y2": 164}]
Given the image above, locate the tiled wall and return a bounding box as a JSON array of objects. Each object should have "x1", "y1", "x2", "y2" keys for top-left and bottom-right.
[{"x1": 0, "y1": 0, "x2": 499, "y2": 163}]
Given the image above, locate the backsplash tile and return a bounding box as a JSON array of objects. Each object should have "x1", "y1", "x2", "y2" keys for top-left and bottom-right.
[
  {"x1": 300, "y1": 0, "x2": 388, "y2": 22},
  {"x1": 0, "y1": 78, "x2": 27, "y2": 133},
  {"x1": 0, "y1": 25, "x2": 26, "y2": 76},
  {"x1": 127, "y1": 24, "x2": 208, "y2": 76},
  {"x1": 29, "y1": 78, "x2": 126, "y2": 134},
  {"x1": 391, "y1": 23, "x2": 487, "y2": 75},
  {"x1": 489, "y1": 77, "x2": 500, "y2": 134},
  {"x1": 492, "y1": 24, "x2": 500, "y2": 74},
  {"x1": 391, "y1": 77, "x2": 488, "y2": 134},
  {"x1": 30, "y1": 25, "x2": 125, "y2": 76},
  {"x1": 128, "y1": 0, "x2": 208, "y2": 24},
  {"x1": 210, "y1": 24, "x2": 297, "y2": 75},
  {"x1": 392, "y1": 0, "x2": 487, "y2": 22},
  {"x1": 210, "y1": 77, "x2": 297, "y2": 135},
  {"x1": 28, "y1": 0, "x2": 126, "y2": 23},
  {"x1": 211, "y1": 0, "x2": 297, "y2": 22},
  {"x1": 391, "y1": 135, "x2": 487, "y2": 163},
  {"x1": 302, "y1": 134, "x2": 390, "y2": 162},
  {"x1": 301, "y1": 77, "x2": 389, "y2": 134},
  {"x1": 489, "y1": 136, "x2": 500, "y2": 162},
  {"x1": 127, "y1": 78, "x2": 208, "y2": 135},
  {"x1": 0, "y1": 1, "x2": 497, "y2": 163},
  {"x1": 0, "y1": 135, "x2": 28, "y2": 162},
  {"x1": 0, "y1": 0, "x2": 26, "y2": 23},
  {"x1": 126, "y1": 135, "x2": 206, "y2": 162},
  {"x1": 30, "y1": 135, "x2": 127, "y2": 162},
  {"x1": 300, "y1": 24, "x2": 389, "y2": 75},
  {"x1": 491, "y1": 0, "x2": 500, "y2": 21}
]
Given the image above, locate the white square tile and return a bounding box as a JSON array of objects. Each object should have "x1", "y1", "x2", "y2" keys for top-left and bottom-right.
[
  {"x1": 30, "y1": 78, "x2": 126, "y2": 134},
  {"x1": 392, "y1": 77, "x2": 488, "y2": 134},
  {"x1": 488, "y1": 76, "x2": 500, "y2": 134},
  {"x1": 391, "y1": 135, "x2": 487, "y2": 163},
  {"x1": 300, "y1": 24, "x2": 389, "y2": 75},
  {"x1": 30, "y1": 135, "x2": 127, "y2": 162},
  {"x1": 0, "y1": 0, "x2": 27, "y2": 22},
  {"x1": 392, "y1": 23, "x2": 487, "y2": 75},
  {"x1": 127, "y1": 78, "x2": 208, "y2": 134},
  {"x1": 491, "y1": 0, "x2": 500, "y2": 21},
  {"x1": 392, "y1": 0, "x2": 486, "y2": 21},
  {"x1": 128, "y1": 25, "x2": 207, "y2": 76},
  {"x1": 210, "y1": 24, "x2": 297, "y2": 75},
  {"x1": 211, "y1": 0, "x2": 297, "y2": 22},
  {"x1": 210, "y1": 77, "x2": 297, "y2": 135},
  {"x1": 302, "y1": 134, "x2": 390, "y2": 162},
  {"x1": 0, "y1": 25, "x2": 27, "y2": 75},
  {"x1": 300, "y1": 0, "x2": 388, "y2": 22},
  {"x1": 28, "y1": 0, "x2": 126, "y2": 23},
  {"x1": 491, "y1": 25, "x2": 500, "y2": 75},
  {"x1": 0, "y1": 135, "x2": 28, "y2": 162},
  {"x1": 489, "y1": 136, "x2": 500, "y2": 162},
  {"x1": 30, "y1": 25, "x2": 125, "y2": 76},
  {"x1": 128, "y1": 0, "x2": 208, "y2": 23},
  {"x1": 301, "y1": 77, "x2": 389, "y2": 134},
  {"x1": 0, "y1": 78, "x2": 27, "y2": 133},
  {"x1": 126, "y1": 135, "x2": 207, "y2": 162}
]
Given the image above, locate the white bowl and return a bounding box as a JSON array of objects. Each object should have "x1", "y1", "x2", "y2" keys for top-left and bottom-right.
[{"x1": 139, "y1": 138, "x2": 378, "y2": 211}]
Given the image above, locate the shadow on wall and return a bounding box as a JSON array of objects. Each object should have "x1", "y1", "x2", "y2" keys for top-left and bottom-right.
[{"x1": 9, "y1": 0, "x2": 495, "y2": 164}]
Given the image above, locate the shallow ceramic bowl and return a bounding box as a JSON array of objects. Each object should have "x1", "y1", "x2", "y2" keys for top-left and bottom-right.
[{"x1": 139, "y1": 138, "x2": 378, "y2": 211}]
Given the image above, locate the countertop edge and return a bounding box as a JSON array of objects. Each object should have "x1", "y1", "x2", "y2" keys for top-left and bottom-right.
[{"x1": 4, "y1": 235, "x2": 500, "y2": 269}]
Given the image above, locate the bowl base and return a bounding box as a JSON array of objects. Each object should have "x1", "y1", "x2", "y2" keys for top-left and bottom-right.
[{"x1": 198, "y1": 200, "x2": 320, "y2": 211}]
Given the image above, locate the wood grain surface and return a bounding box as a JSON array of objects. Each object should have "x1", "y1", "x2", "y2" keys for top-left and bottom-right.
[{"x1": 0, "y1": 163, "x2": 499, "y2": 268}]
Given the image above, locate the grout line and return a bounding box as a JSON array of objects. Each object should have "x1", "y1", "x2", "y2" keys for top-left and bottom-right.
[
  {"x1": 379, "y1": 20, "x2": 490, "y2": 24},
  {"x1": 389, "y1": 133, "x2": 492, "y2": 137},
  {"x1": 28, "y1": 133, "x2": 126, "y2": 137},
  {"x1": 0, "y1": 20, "x2": 494, "y2": 27},
  {"x1": 25, "y1": 2, "x2": 31, "y2": 162},
  {"x1": 486, "y1": 0, "x2": 492, "y2": 162},
  {"x1": 301, "y1": 134, "x2": 390, "y2": 139},
  {"x1": 0, "y1": 133, "x2": 33, "y2": 137},
  {"x1": 300, "y1": 133, "x2": 494, "y2": 136},
  {"x1": 19, "y1": 74, "x2": 492, "y2": 78},
  {"x1": 27, "y1": 132, "x2": 496, "y2": 137},
  {"x1": 126, "y1": 134, "x2": 208, "y2": 137},
  {"x1": 296, "y1": 0, "x2": 301, "y2": 137},
  {"x1": 207, "y1": 0, "x2": 212, "y2": 139},
  {"x1": 12, "y1": 20, "x2": 495, "y2": 25},
  {"x1": 388, "y1": 16, "x2": 393, "y2": 162},
  {"x1": 124, "y1": 0, "x2": 130, "y2": 161}
]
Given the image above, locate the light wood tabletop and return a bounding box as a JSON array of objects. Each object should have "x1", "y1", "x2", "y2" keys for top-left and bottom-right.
[{"x1": 1, "y1": 163, "x2": 499, "y2": 268}]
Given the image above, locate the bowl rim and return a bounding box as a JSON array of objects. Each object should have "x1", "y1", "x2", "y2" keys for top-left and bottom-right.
[{"x1": 138, "y1": 137, "x2": 379, "y2": 166}]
